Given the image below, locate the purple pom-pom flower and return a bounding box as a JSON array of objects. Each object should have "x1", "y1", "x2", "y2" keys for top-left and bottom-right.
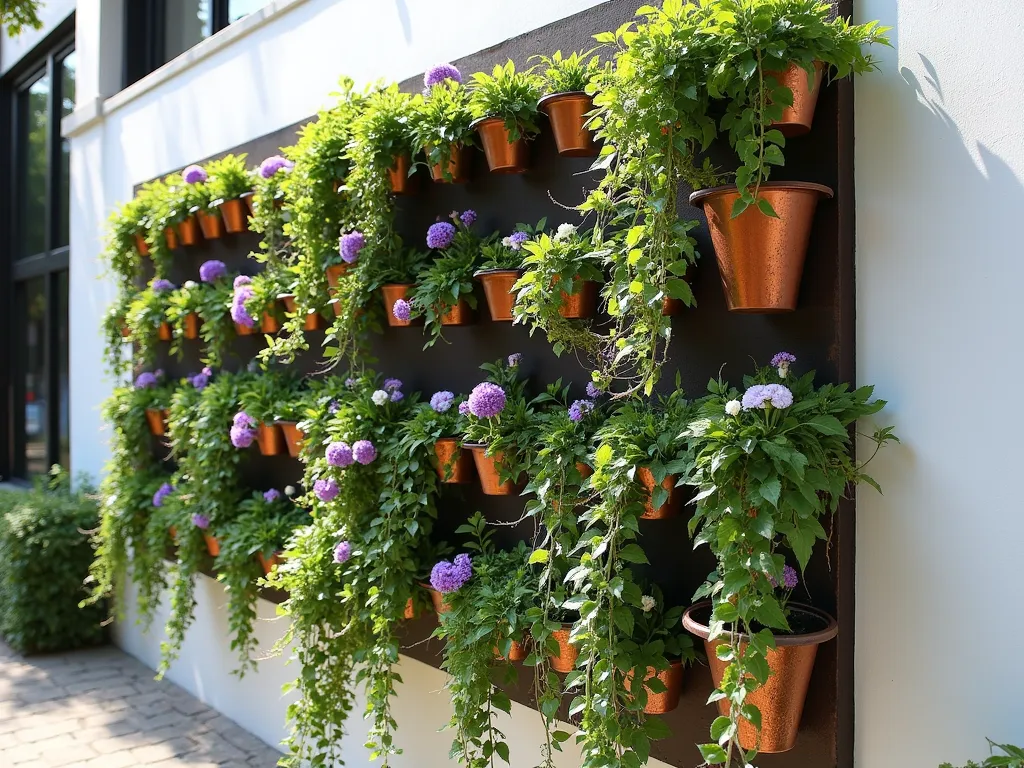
[
  {"x1": 134, "y1": 372, "x2": 158, "y2": 389},
  {"x1": 586, "y1": 382, "x2": 603, "y2": 399},
  {"x1": 769, "y1": 565, "x2": 800, "y2": 590},
  {"x1": 426, "y1": 221, "x2": 456, "y2": 250},
  {"x1": 191, "y1": 513, "x2": 210, "y2": 529},
  {"x1": 392, "y1": 299, "x2": 411, "y2": 322},
  {"x1": 152, "y1": 483, "x2": 174, "y2": 508},
  {"x1": 384, "y1": 378, "x2": 402, "y2": 392},
  {"x1": 430, "y1": 553, "x2": 473, "y2": 593},
  {"x1": 424, "y1": 63, "x2": 462, "y2": 88},
  {"x1": 334, "y1": 540, "x2": 351, "y2": 564},
  {"x1": 771, "y1": 351, "x2": 797, "y2": 378},
  {"x1": 182, "y1": 165, "x2": 207, "y2": 184},
  {"x1": 264, "y1": 489, "x2": 282, "y2": 502},
  {"x1": 459, "y1": 210, "x2": 477, "y2": 227},
  {"x1": 430, "y1": 391, "x2": 455, "y2": 413},
  {"x1": 233, "y1": 275, "x2": 252, "y2": 288},
  {"x1": 390, "y1": 390, "x2": 404, "y2": 403},
  {"x1": 468, "y1": 382, "x2": 506, "y2": 419},
  {"x1": 340, "y1": 231, "x2": 365, "y2": 264},
  {"x1": 199, "y1": 260, "x2": 227, "y2": 283},
  {"x1": 259, "y1": 155, "x2": 294, "y2": 179},
  {"x1": 190, "y1": 372, "x2": 209, "y2": 390},
  {"x1": 326, "y1": 441, "x2": 354, "y2": 468},
  {"x1": 314, "y1": 478, "x2": 339, "y2": 502},
  {"x1": 458, "y1": 401, "x2": 471, "y2": 416},
  {"x1": 508, "y1": 231, "x2": 529, "y2": 250},
  {"x1": 151, "y1": 278, "x2": 175, "y2": 293},
  {"x1": 568, "y1": 399, "x2": 594, "y2": 422},
  {"x1": 352, "y1": 440, "x2": 377, "y2": 465},
  {"x1": 742, "y1": 383, "x2": 794, "y2": 411}
]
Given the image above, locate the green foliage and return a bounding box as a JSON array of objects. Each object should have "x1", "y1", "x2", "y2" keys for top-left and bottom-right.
[
  {"x1": 468, "y1": 60, "x2": 544, "y2": 140},
  {"x1": 192, "y1": 274, "x2": 235, "y2": 368},
  {"x1": 941, "y1": 741, "x2": 1024, "y2": 768},
  {"x1": 126, "y1": 282, "x2": 173, "y2": 367},
  {"x1": 238, "y1": 368, "x2": 302, "y2": 425},
  {"x1": 359, "y1": 83, "x2": 420, "y2": 166},
  {"x1": 366, "y1": 243, "x2": 431, "y2": 290},
  {"x1": 205, "y1": 153, "x2": 252, "y2": 203},
  {"x1": 412, "y1": 80, "x2": 478, "y2": 181},
  {"x1": 533, "y1": 49, "x2": 602, "y2": 94},
  {"x1": 0, "y1": 469, "x2": 106, "y2": 654},
  {"x1": 479, "y1": 218, "x2": 546, "y2": 270},
  {"x1": 242, "y1": 270, "x2": 288, "y2": 330},
  {"x1": 2, "y1": 0, "x2": 43, "y2": 37}
]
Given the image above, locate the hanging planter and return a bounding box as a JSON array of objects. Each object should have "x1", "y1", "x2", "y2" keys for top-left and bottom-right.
[
  {"x1": 538, "y1": 92, "x2": 598, "y2": 157},
  {"x1": 196, "y1": 208, "x2": 224, "y2": 240},
  {"x1": 624, "y1": 660, "x2": 684, "y2": 715},
  {"x1": 475, "y1": 269, "x2": 521, "y2": 321},
  {"x1": 120, "y1": 323, "x2": 132, "y2": 339},
  {"x1": 557, "y1": 279, "x2": 598, "y2": 319},
  {"x1": 163, "y1": 227, "x2": 180, "y2": 250},
  {"x1": 176, "y1": 215, "x2": 201, "y2": 246},
  {"x1": 240, "y1": 191, "x2": 256, "y2": 217},
  {"x1": 325, "y1": 263, "x2": 351, "y2": 289},
  {"x1": 204, "y1": 534, "x2": 221, "y2": 558},
  {"x1": 144, "y1": 408, "x2": 169, "y2": 437},
  {"x1": 472, "y1": 117, "x2": 529, "y2": 174},
  {"x1": 422, "y1": 585, "x2": 452, "y2": 615},
  {"x1": 439, "y1": 298, "x2": 475, "y2": 326},
  {"x1": 689, "y1": 182, "x2": 833, "y2": 312},
  {"x1": 387, "y1": 154, "x2": 414, "y2": 195},
  {"x1": 429, "y1": 143, "x2": 472, "y2": 183},
  {"x1": 280, "y1": 294, "x2": 325, "y2": 332},
  {"x1": 218, "y1": 197, "x2": 249, "y2": 234},
  {"x1": 495, "y1": 637, "x2": 529, "y2": 662},
  {"x1": 135, "y1": 233, "x2": 150, "y2": 256},
  {"x1": 234, "y1": 321, "x2": 259, "y2": 337},
  {"x1": 548, "y1": 624, "x2": 578, "y2": 673},
  {"x1": 465, "y1": 444, "x2": 520, "y2": 496},
  {"x1": 433, "y1": 438, "x2": 474, "y2": 484},
  {"x1": 682, "y1": 602, "x2": 838, "y2": 753},
  {"x1": 183, "y1": 312, "x2": 200, "y2": 340},
  {"x1": 259, "y1": 310, "x2": 281, "y2": 335},
  {"x1": 255, "y1": 422, "x2": 284, "y2": 456},
  {"x1": 257, "y1": 551, "x2": 281, "y2": 576},
  {"x1": 158, "y1": 321, "x2": 172, "y2": 342},
  {"x1": 770, "y1": 61, "x2": 824, "y2": 138},
  {"x1": 636, "y1": 467, "x2": 681, "y2": 520},
  {"x1": 381, "y1": 284, "x2": 422, "y2": 327},
  {"x1": 403, "y1": 597, "x2": 417, "y2": 620},
  {"x1": 276, "y1": 421, "x2": 305, "y2": 458}
]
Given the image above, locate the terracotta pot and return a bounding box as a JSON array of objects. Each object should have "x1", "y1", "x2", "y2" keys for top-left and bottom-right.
[
  {"x1": 256, "y1": 422, "x2": 284, "y2": 456},
  {"x1": 682, "y1": 602, "x2": 838, "y2": 753},
  {"x1": 281, "y1": 294, "x2": 325, "y2": 331},
  {"x1": 257, "y1": 551, "x2": 281, "y2": 575},
  {"x1": 472, "y1": 117, "x2": 529, "y2": 174},
  {"x1": 169, "y1": 525, "x2": 177, "y2": 540},
  {"x1": 234, "y1": 321, "x2": 259, "y2": 337},
  {"x1": 164, "y1": 227, "x2": 180, "y2": 250},
  {"x1": 381, "y1": 284, "x2": 422, "y2": 327},
  {"x1": 204, "y1": 534, "x2": 221, "y2": 558},
  {"x1": 219, "y1": 197, "x2": 249, "y2": 234},
  {"x1": 177, "y1": 215, "x2": 201, "y2": 246},
  {"x1": 689, "y1": 182, "x2": 833, "y2": 312},
  {"x1": 429, "y1": 143, "x2": 472, "y2": 183},
  {"x1": 549, "y1": 625, "x2": 578, "y2": 673},
  {"x1": 241, "y1": 192, "x2": 255, "y2": 216},
  {"x1": 424, "y1": 586, "x2": 452, "y2": 615},
  {"x1": 276, "y1": 421, "x2": 305, "y2": 458},
  {"x1": 158, "y1": 322, "x2": 172, "y2": 341},
  {"x1": 387, "y1": 154, "x2": 414, "y2": 195},
  {"x1": 434, "y1": 438, "x2": 474, "y2": 484},
  {"x1": 439, "y1": 298, "x2": 475, "y2": 326},
  {"x1": 496, "y1": 638, "x2": 529, "y2": 662},
  {"x1": 466, "y1": 444, "x2": 520, "y2": 496},
  {"x1": 120, "y1": 323, "x2": 132, "y2": 339},
  {"x1": 636, "y1": 467, "x2": 681, "y2": 520},
  {"x1": 260, "y1": 310, "x2": 280, "y2": 334},
  {"x1": 769, "y1": 61, "x2": 824, "y2": 138},
  {"x1": 558, "y1": 280, "x2": 598, "y2": 319},
  {"x1": 196, "y1": 208, "x2": 224, "y2": 240},
  {"x1": 145, "y1": 408, "x2": 169, "y2": 437},
  {"x1": 135, "y1": 233, "x2": 150, "y2": 256},
  {"x1": 662, "y1": 297, "x2": 684, "y2": 316},
  {"x1": 576, "y1": 462, "x2": 594, "y2": 480},
  {"x1": 625, "y1": 660, "x2": 684, "y2": 715},
  {"x1": 403, "y1": 597, "x2": 417, "y2": 620},
  {"x1": 539, "y1": 92, "x2": 598, "y2": 157},
  {"x1": 325, "y1": 263, "x2": 351, "y2": 289},
  {"x1": 183, "y1": 312, "x2": 200, "y2": 340},
  {"x1": 475, "y1": 269, "x2": 521, "y2": 321}
]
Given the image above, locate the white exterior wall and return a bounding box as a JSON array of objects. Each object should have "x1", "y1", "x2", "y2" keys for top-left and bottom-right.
[{"x1": 854, "y1": 1, "x2": 1024, "y2": 766}]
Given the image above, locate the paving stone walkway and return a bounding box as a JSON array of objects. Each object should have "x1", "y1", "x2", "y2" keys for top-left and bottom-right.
[{"x1": 0, "y1": 640, "x2": 282, "y2": 767}]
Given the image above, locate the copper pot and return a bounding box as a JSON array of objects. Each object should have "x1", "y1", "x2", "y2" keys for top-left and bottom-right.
[
  {"x1": 169, "y1": 525, "x2": 178, "y2": 540},
  {"x1": 440, "y1": 298, "x2": 474, "y2": 326},
  {"x1": 204, "y1": 534, "x2": 221, "y2": 558},
  {"x1": 196, "y1": 208, "x2": 224, "y2": 240},
  {"x1": 625, "y1": 660, "x2": 684, "y2": 715},
  {"x1": 164, "y1": 227, "x2": 180, "y2": 250},
  {"x1": 476, "y1": 269, "x2": 521, "y2": 321},
  {"x1": 689, "y1": 182, "x2": 833, "y2": 312},
  {"x1": 260, "y1": 310, "x2": 280, "y2": 334},
  {"x1": 636, "y1": 467, "x2": 681, "y2": 520},
  {"x1": 158, "y1": 321, "x2": 172, "y2": 341},
  {"x1": 219, "y1": 197, "x2": 249, "y2": 234},
  {"x1": 662, "y1": 297, "x2": 684, "y2": 316},
  {"x1": 558, "y1": 280, "x2": 598, "y2": 319},
  {"x1": 429, "y1": 143, "x2": 472, "y2": 183},
  {"x1": 276, "y1": 421, "x2": 305, "y2": 458},
  {"x1": 434, "y1": 438, "x2": 474, "y2": 484},
  {"x1": 381, "y1": 284, "x2": 422, "y2": 327},
  {"x1": 135, "y1": 233, "x2": 150, "y2": 256},
  {"x1": 467, "y1": 444, "x2": 520, "y2": 496},
  {"x1": 683, "y1": 602, "x2": 838, "y2": 753},
  {"x1": 256, "y1": 422, "x2": 284, "y2": 456},
  {"x1": 387, "y1": 154, "x2": 414, "y2": 195},
  {"x1": 769, "y1": 61, "x2": 824, "y2": 138},
  {"x1": 549, "y1": 625, "x2": 578, "y2": 673},
  {"x1": 241, "y1": 192, "x2": 255, "y2": 217},
  {"x1": 234, "y1": 321, "x2": 259, "y2": 337},
  {"x1": 257, "y1": 551, "x2": 281, "y2": 575},
  {"x1": 325, "y1": 263, "x2": 351, "y2": 289},
  {"x1": 183, "y1": 312, "x2": 200, "y2": 340},
  {"x1": 425, "y1": 586, "x2": 452, "y2": 615},
  {"x1": 472, "y1": 117, "x2": 529, "y2": 174},
  {"x1": 403, "y1": 597, "x2": 417, "y2": 620},
  {"x1": 120, "y1": 323, "x2": 132, "y2": 339},
  {"x1": 576, "y1": 462, "x2": 594, "y2": 480},
  {"x1": 539, "y1": 92, "x2": 598, "y2": 157},
  {"x1": 145, "y1": 408, "x2": 169, "y2": 437},
  {"x1": 177, "y1": 215, "x2": 201, "y2": 246},
  {"x1": 495, "y1": 638, "x2": 529, "y2": 662},
  {"x1": 281, "y1": 294, "x2": 325, "y2": 332}
]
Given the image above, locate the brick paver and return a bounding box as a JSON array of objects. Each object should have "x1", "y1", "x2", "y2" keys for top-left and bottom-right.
[{"x1": 0, "y1": 640, "x2": 281, "y2": 766}]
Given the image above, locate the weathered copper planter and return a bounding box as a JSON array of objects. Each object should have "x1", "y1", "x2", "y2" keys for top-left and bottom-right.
[
  {"x1": 429, "y1": 143, "x2": 472, "y2": 183},
  {"x1": 135, "y1": 233, "x2": 150, "y2": 256},
  {"x1": 549, "y1": 625, "x2": 579, "y2": 673},
  {"x1": 183, "y1": 312, "x2": 200, "y2": 340},
  {"x1": 241, "y1": 192, "x2": 256, "y2": 216},
  {"x1": 625, "y1": 660, "x2": 684, "y2": 714},
  {"x1": 466, "y1": 444, "x2": 520, "y2": 496},
  {"x1": 280, "y1": 294, "x2": 325, "y2": 331},
  {"x1": 476, "y1": 269, "x2": 521, "y2": 321},
  {"x1": 440, "y1": 298, "x2": 474, "y2": 326},
  {"x1": 381, "y1": 284, "x2": 422, "y2": 327},
  {"x1": 661, "y1": 296, "x2": 684, "y2": 316},
  {"x1": 576, "y1": 462, "x2": 594, "y2": 480},
  {"x1": 164, "y1": 227, "x2": 180, "y2": 250},
  {"x1": 403, "y1": 597, "x2": 417, "y2": 620},
  {"x1": 496, "y1": 638, "x2": 529, "y2": 662},
  {"x1": 472, "y1": 117, "x2": 529, "y2": 174},
  {"x1": 387, "y1": 154, "x2": 414, "y2": 195},
  {"x1": 434, "y1": 438, "x2": 474, "y2": 484},
  {"x1": 256, "y1": 422, "x2": 284, "y2": 456},
  {"x1": 158, "y1": 322, "x2": 172, "y2": 341},
  {"x1": 558, "y1": 280, "x2": 598, "y2": 319},
  {"x1": 196, "y1": 208, "x2": 224, "y2": 240},
  {"x1": 219, "y1": 197, "x2": 249, "y2": 234},
  {"x1": 204, "y1": 534, "x2": 221, "y2": 558},
  {"x1": 769, "y1": 61, "x2": 824, "y2": 138},
  {"x1": 234, "y1": 321, "x2": 258, "y2": 337},
  {"x1": 636, "y1": 467, "x2": 681, "y2": 520},
  {"x1": 145, "y1": 408, "x2": 169, "y2": 436},
  {"x1": 257, "y1": 551, "x2": 281, "y2": 575},
  {"x1": 424, "y1": 586, "x2": 452, "y2": 615},
  {"x1": 276, "y1": 421, "x2": 305, "y2": 458},
  {"x1": 683, "y1": 602, "x2": 838, "y2": 754},
  {"x1": 177, "y1": 215, "x2": 201, "y2": 246},
  {"x1": 325, "y1": 263, "x2": 351, "y2": 289},
  {"x1": 689, "y1": 182, "x2": 833, "y2": 312},
  {"x1": 260, "y1": 310, "x2": 280, "y2": 334},
  {"x1": 539, "y1": 92, "x2": 598, "y2": 157}
]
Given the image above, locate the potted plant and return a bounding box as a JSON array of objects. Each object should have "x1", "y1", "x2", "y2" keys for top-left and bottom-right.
[
  {"x1": 221, "y1": 488, "x2": 308, "y2": 576},
  {"x1": 941, "y1": 742, "x2": 1024, "y2": 768},
  {"x1": 404, "y1": 390, "x2": 472, "y2": 484},
  {"x1": 365, "y1": 243, "x2": 430, "y2": 328},
  {"x1": 534, "y1": 50, "x2": 602, "y2": 156},
  {"x1": 683, "y1": 353, "x2": 896, "y2": 762},
  {"x1": 238, "y1": 370, "x2": 303, "y2": 457},
  {"x1": 205, "y1": 154, "x2": 252, "y2": 234},
  {"x1": 133, "y1": 369, "x2": 172, "y2": 436},
  {"x1": 240, "y1": 272, "x2": 287, "y2": 335},
  {"x1": 476, "y1": 219, "x2": 545, "y2": 321},
  {"x1": 468, "y1": 60, "x2": 543, "y2": 174},
  {"x1": 192, "y1": 260, "x2": 234, "y2": 368},
  {"x1": 623, "y1": 587, "x2": 697, "y2": 715},
  {"x1": 357, "y1": 84, "x2": 419, "y2": 195},
  {"x1": 167, "y1": 170, "x2": 206, "y2": 246},
  {"x1": 166, "y1": 279, "x2": 202, "y2": 343},
  {"x1": 126, "y1": 278, "x2": 175, "y2": 366},
  {"x1": 274, "y1": 386, "x2": 316, "y2": 460},
  {"x1": 413, "y1": 65, "x2": 476, "y2": 183},
  {"x1": 326, "y1": 229, "x2": 365, "y2": 290}
]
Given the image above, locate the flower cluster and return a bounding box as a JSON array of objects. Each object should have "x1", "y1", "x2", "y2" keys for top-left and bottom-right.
[
  {"x1": 264, "y1": 488, "x2": 282, "y2": 502},
  {"x1": 458, "y1": 401, "x2": 471, "y2": 416},
  {"x1": 339, "y1": 231, "x2": 365, "y2": 264},
  {"x1": 151, "y1": 278, "x2": 175, "y2": 293},
  {"x1": 191, "y1": 513, "x2": 210, "y2": 529},
  {"x1": 258, "y1": 155, "x2": 294, "y2": 178},
  {"x1": 641, "y1": 595, "x2": 657, "y2": 613},
  {"x1": 430, "y1": 554, "x2": 473, "y2": 593},
  {"x1": 501, "y1": 231, "x2": 529, "y2": 250},
  {"x1": 392, "y1": 299, "x2": 411, "y2": 322},
  {"x1": 585, "y1": 381, "x2": 603, "y2": 399},
  {"x1": 568, "y1": 399, "x2": 594, "y2": 422},
  {"x1": 768, "y1": 565, "x2": 799, "y2": 591},
  {"x1": 187, "y1": 367, "x2": 212, "y2": 390},
  {"x1": 152, "y1": 483, "x2": 174, "y2": 508},
  {"x1": 333, "y1": 540, "x2": 351, "y2": 564},
  {"x1": 741, "y1": 383, "x2": 794, "y2": 411},
  {"x1": 231, "y1": 276, "x2": 256, "y2": 327},
  {"x1": 230, "y1": 411, "x2": 258, "y2": 448},
  {"x1": 771, "y1": 351, "x2": 797, "y2": 378},
  {"x1": 314, "y1": 477, "x2": 339, "y2": 502},
  {"x1": 353, "y1": 440, "x2": 377, "y2": 465},
  {"x1": 182, "y1": 165, "x2": 207, "y2": 184},
  {"x1": 134, "y1": 371, "x2": 160, "y2": 389},
  {"x1": 426, "y1": 221, "x2": 456, "y2": 250},
  {"x1": 424, "y1": 63, "x2": 462, "y2": 89},
  {"x1": 467, "y1": 382, "x2": 506, "y2": 418},
  {"x1": 507, "y1": 353, "x2": 522, "y2": 368},
  {"x1": 199, "y1": 259, "x2": 227, "y2": 283},
  {"x1": 459, "y1": 209, "x2": 477, "y2": 227},
  {"x1": 326, "y1": 441, "x2": 354, "y2": 468},
  {"x1": 430, "y1": 391, "x2": 455, "y2": 413},
  {"x1": 554, "y1": 222, "x2": 577, "y2": 242}
]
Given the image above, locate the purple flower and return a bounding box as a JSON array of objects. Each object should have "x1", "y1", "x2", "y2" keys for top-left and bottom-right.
[
  {"x1": 507, "y1": 353, "x2": 522, "y2": 368},
  {"x1": 390, "y1": 390, "x2": 404, "y2": 403},
  {"x1": 134, "y1": 372, "x2": 158, "y2": 389},
  {"x1": 340, "y1": 231, "x2": 365, "y2": 264},
  {"x1": 741, "y1": 384, "x2": 794, "y2": 411},
  {"x1": 314, "y1": 478, "x2": 339, "y2": 502},
  {"x1": 586, "y1": 382, "x2": 603, "y2": 399},
  {"x1": 384, "y1": 378, "x2": 403, "y2": 392},
  {"x1": 430, "y1": 553, "x2": 473, "y2": 593},
  {"x1": 568, "y1": 399, "x2": 594, "y2": 422},
  {"x1": 468, "y1": 382, "x2": 506, "y2": 419},
  {"x1": 264, "y1": 489, "x2": 282, "y2": 503},
  {"x1": 508, "y1": 231, "x2": 529, "y2": 250},
  {"x1": 199, "y1": 260, "x2": 227, "y2": 283},
  {"x1": 458, "y1": 401, "x2": 471, "y2": 416},
  {"x1": 424, "y1": 63, "x2": 462, "y2": 88},
  {"x1": 771, "y1": 352, "x2": 796, "y2": 368},
  {"x1": 233, "y1": 275, "x2": 252, "y2": 288},
  {"x1": 430, "y1": 391, "x2": 455, "y2": 413},
  {"x1": 769, "y1": 565, "x2": 799, "y2": 590},
  {"x1": 426, "y1": 221, "x2": 456, "y2": 250},
  {"x1": 230, "y1": 411, "x2": 257, "y2": 448},
  {"x1": 259, "y1": 155, "x2": 294, "y2": 178},
  {"x1": 231, "y1": 287, "x2": 256, "y2": 327},
  {"x1": 334, "y1": 540, "x2": 351, "y2": 564},
  {"x1": 152, "y1": 483, "x2": 174, "y2": 508},
  {"x1": 202, "y1": 366, "x2": 212, "y2": 377},
  {"x1": 191, "y1": 513, "x2": 210, "y2": 529},
  {"x1": 344, "y1": 378, "x2": 357, "y2": 389},
  {"x1": 233, "y1": 411, "x2": 256, "y2": 429},
  {"x1": 352, "y1": 440, "x2": 377, "y2": 465},
  {"x1": 392, "y1": 299, "x2": 411, "y2": 322},
  {"x1": 329, "y1": 399, "x2": 341, "y2": 414},
  {"x1": 326, "y1": 441, "x2": 354, "y2": 468},
  {"x1": 151, "y1": 278, "x2": 175, "y2": 293},
  {"x1": 190, "y1": 372, "x2": 209, "y2": 390},
  {"x1": 183, "y1": 165, "x2": 207, "y2": 184},
  {"x1": 459, "y1": 210, "x2": 477, "y2": 227},
  {"x1": 154, "y1": 368, "x2": 164, "y2": 379}
]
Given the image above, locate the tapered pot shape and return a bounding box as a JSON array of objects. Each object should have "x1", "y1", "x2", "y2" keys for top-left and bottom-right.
[
  {"x1": 625, "y1": 659, "x2": 684, "y2": 714},
  {"x1": 158, "y1": 322, "x2": 173, "y2": 341},
  {"x1": 259, "y1": 310, "x2": 280, "y2": 334},
  {"x1": 682, "y1": 601, "x2": 838, "y2": 753},
  {"x1": 325, "y1": 263, "x2": 351, "y2": 289},
  {"x1": 387, "y1": 154, "x2": 414, "y2": 194},
  {"x1": 234, "y1": 321, "x2": 259, "y2": 337},
  {"x1": 466, "y1": 444, "x2": 519, "y2": 496},
  {"x1": 183, "y1": 313, "x2": 200, "y2": 340},
  {"x1": 145, "y1": 408, "x2": 169, "y2": 437},
  {"x1": 689, "y1": 182, "x2": 833, "y2": 312},
  {"x1": 219, "y1": 197, "x2": 248, "y2": 234},
  {"x1": 430, "y1": 143, "x2": 472, "y2": 183},
  {"x1": 475, "y1": 269, "x2": 521, "y2": 321},
  {"x1": 549, "y1": 625, "x2": 579, "y2": 673},
  {"x1": 280, "y1": 294, "x2": 325, "y2": 332},
  {"x1": 558, "y1": 280, "x2": 598, "y2": 319},
  {"x1": 636, "y1": 467, "x2": 681, "y2": 520},
  {"x1": 255, "y1": 422, "x2": 284, "y2": 456},
  {"x1": 257, "y1": 552, "x2": 281, "y2": 575},
  {"x1": 276, "y1": 421, "x2": 305, "y2": 458},
  {"x1": 135, "y1": 233, "x2": 150, "y2": 256},
  {"x1": 434, "y1": 438, "x2": 474, "y2": 484},
  {"x1": 472, "y1": 117, "x2": 529, "y2": 174},
  {"x1": 538, "y1": 92, "x2": 598, "y2": 157},
  {"x1": 440, "y1": 298, "x2": 475, "y2": 326},
  {"x1": 241, "y1": 192, "x2": 256, "y2": 216},
  {"x1": 164, "y1": 227, "x2": 180, "y2": 250},
  {"x1": 769, "y1": 61, "x2": 824, "y2": 138},
  {"x1": 424, "y1": 586, "x2": 452, "y2": 615},
  {"x1": 196, "y1": 208, "x2": 224, "y2": 240},
  {"x1": 496, "y1": 638, "x2": 529, "y2": 662},
  {"x1": 381, "y1": 284, "x2": 422, "y2": 327},
  {"x1": 177, "y1": 215, "x2": 201, "y2": 246},
  {"x1": 204, "y1": 534, "x2": 221, "y2": 558}
]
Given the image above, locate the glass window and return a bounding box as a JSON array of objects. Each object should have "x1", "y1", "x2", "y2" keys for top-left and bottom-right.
[
  {"x1": 229, "y1": 0, "x2": 267, "y2": 23},
  {"x1": 19, "y1": 279, "x2": 48, "y2": 478},
  {"x1": 57, "y1": 52, "x2": 76, "y2": 248},
  {"x1": 19, "y1": 73, "x2": 50, "y2": 259},
  {"x1": 164, "y1": 0, "x2": 213, "y2": 61},
  {"x1": 58, "y1": 271, "x2": 70, "y2": 471}
]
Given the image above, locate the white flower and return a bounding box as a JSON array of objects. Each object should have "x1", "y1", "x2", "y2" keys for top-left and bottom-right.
[
  {"x1": 725, "y1": 399, "x2": 742, "y2": 417},
  {"x1": 501, "y1": 236, "x2": 512, "y2": 248},
  {"x1": 371, "y1": 389, "x2": 389, "y2": 406},
  {"x1": 777, "y1": 363, "x2": 790, "y2": 379},
  {"x1": 284, "y1": 485, "x2": 296, "y2": 497},
  {"x1": 554, "y1": 223, "x2": 577, "y2": 242},
  {"x1": 183, "y1": 280, "x2": 197, "y2": 289},
  {"x1": 641, "y1": 595, "x2": 656, "y2": 613}
]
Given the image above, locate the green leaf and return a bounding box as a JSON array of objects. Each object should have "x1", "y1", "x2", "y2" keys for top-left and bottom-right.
[
  {"x1": 698, "y1": 744, "x2": 728, "y2": 764},
  {"x1": 528, "y1": 549, "x2": 549, "y2": 564},
  {"x1": 756, "y1": 197, "x2": 779, "y2": 218},
  {"x1": 758, "y1": 478, "x2": 781, "y2": 507},
  {"x1": 643, "y1": 716, "x2": 671, "y2": 740},
  {"x1": 618, "y1": 543, "x2": 649, "y2": 564},
  {"x1": 806, "y1": 414, "x2": 848, "y2": 436}
]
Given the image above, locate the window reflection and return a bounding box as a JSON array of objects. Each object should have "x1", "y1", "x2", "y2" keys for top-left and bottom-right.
[
  {"x1": 58, "y1": 52, "x2": 76, "y2": 248},
  {"x1": 19, "y1": 74, "x2": 49, "y2": 259},
  {"x1": 229, "y1": 0, "x2": 268, "y2": 23},
  {"x1": 19, "y1": 279, "x2": 48, "y2": 478},
  {"x1": 58, "y1": 272, "x2": 70, "y2": 471},
  {"x1": 165, "y1": 0, "x2": 212, "y2": 61}
]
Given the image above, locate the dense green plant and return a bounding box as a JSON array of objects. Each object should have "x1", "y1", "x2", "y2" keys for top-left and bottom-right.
[
  {"x1": 685, "y1": 354, "x2": 895, "y2": 766},
  {"x1": 2, "y1": 0, "x2": 42, "y2": 36},
  {"x1": 206, "y1": 153, "x2": 252, "y2": 202},
  {"x1": 359, "y1": 83, "x2": 420, "y2": 168},
  {"x1": 192, "y1": 272, "x2": 235, "y2": 367},
  {"x1": 249, "y1": 164, "x2": 289, "y2": 266},
  {"x1": 626, "y1": 585, "x2": 698, "y2": 709},
  {"x1": 365, "y1": 242, "x2": 430, "y2": 291},
  {"x1": 403, "y1": 390, "x2": 469, "y2": 480},
  {"x1": 238, "y1": 369, "x2": 302, "y2": 426},
  {"x1": 468, "y1": 61, "x2": 544, "y2": 140},
  {"x1": 0, "y1": 469, "x2": 106, "y2": 654},
  {"x1": 140, "y1": 177, "x2": 180, "y2": 277},
  {"x1": 942, "y1": 741, "x2": 1024, "y2": 768},
  {"x1": 242, "y1": 270, "x2": 287, "y2": 329},
  {"x1": 413, "y1": 79, "x2": 478, "y2": 181},
  {"x1": 126, "y1": 281, "x2": 172, "y2": 367},
  {"x1": 104, "y1": 195, "x2": 149, "y2": 283},
  {"x1": 533, "y1": 49, "x2": 602, "y2": 94},
  {"x1": 167, "y1": 171, "x2": 213, "y2": 221},
  {"x1": 479, "y1": 218, "x2": 547, "y2": 270},
  {"x1": 102, "y1": 293, "x2": 134, "y2": 378}
]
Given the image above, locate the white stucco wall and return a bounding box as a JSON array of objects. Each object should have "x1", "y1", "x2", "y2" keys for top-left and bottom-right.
[{"x1": 854, "y1": 1, "x2": 1024, "y2": 766}]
